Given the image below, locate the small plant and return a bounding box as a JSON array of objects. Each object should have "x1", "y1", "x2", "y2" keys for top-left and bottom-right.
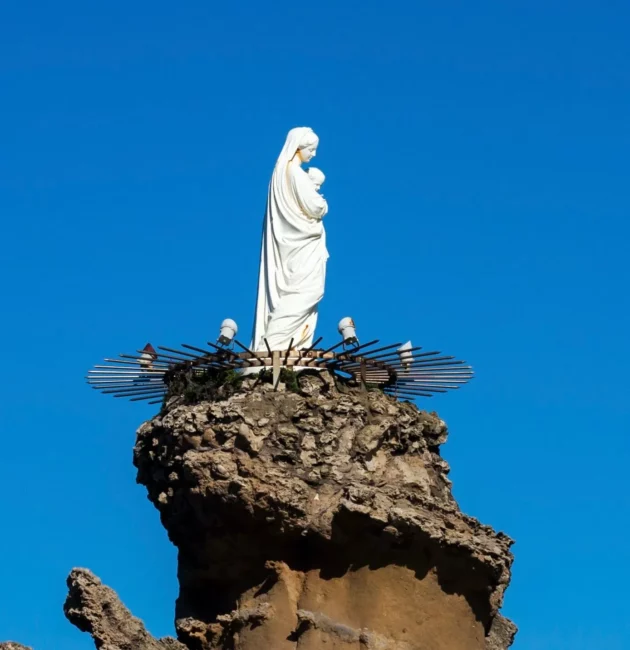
[
  {"x1": 163, "y1": 366, "x2": 244, "y2": 405},
  {"x1": 253, "y1": 367, "x2": 302, "y2": 394},
  {"x1": 280, "y1": 368, "x2": 301, "y2": 393}
]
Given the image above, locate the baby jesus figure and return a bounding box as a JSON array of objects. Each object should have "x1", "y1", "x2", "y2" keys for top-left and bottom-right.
[{"x1": 307, "y1": 166, "x2": 326, "y2": 194}]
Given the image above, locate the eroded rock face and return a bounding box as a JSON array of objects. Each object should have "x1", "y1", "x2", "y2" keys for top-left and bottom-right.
[
  {"x1": 133, "y1": 371, "x2": 515, "y2": 649},
  {"x1": 63, "y1": 568, "x2": 186, "y2": 650},
  {"x1": 486, "y1": 615, "x2": 519, "y2": 650},
  {"x1": 0, "y1": 643, "x2": 33, "y2": 650}
]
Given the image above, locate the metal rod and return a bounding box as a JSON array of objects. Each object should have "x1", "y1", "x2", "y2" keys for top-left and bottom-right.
[
  {"x1": 178, "y1": 343, "x2": 244, "y2": 368},
  {"x1": 397, "y1": 373, "x2": 473, "y2": 379},
  {"x1": 139, "y1": 349, "x2": 195, "y2": 364},
  {"x1": 346, "y1": 341, "x2": 402, "y2": 359},
  {"x1": 88, "y1": 376, "x2": 145, "y2": 381},
  {"x1": 104, "y1": 357, "x2": 170, "y2": 367},
  {"x1": 88, "y1": 380, "x2": 164, "y2": 386},
  {"x1": 353, "y1": 371, "x2": 390, "y2": 381},
  {"x1": 104, "y1": 386, "x2": 167, "y2": 395},
  {"x1": 116, "y1": 353, "x2": 171, "y2": 364},
  {"x1": 88, "y1": 381, "x2": 158, "y2": 386},
  {"x1": 89, "y1": 374, "x2": 164, "y2": 379},
  {"x1": 297, "y1": 336, "x2": 324, "y2": 363},
  {"x1": 180, "y1": 343, "x2": 217, "y2": 356},
  {"x1": 317, "y1": 339, "x2": 346, "y2": 356},
  {"x1": 401, "y1": 378, "x2": 470, "y2": 384},
  {"x1": 396, "y1": 380, "x2": 472, "y2": 384},
  {"x1": 89, "y1": 368, "x2": 160, "y2": 374},
  {"x1": 89, "y1": 385, "x2": 167, "y2": 393},
  {"x1": 88, "y1": 380, "x2": 166, "y2": 390},
  {"x1": 205, "y1": 341, "x2": 245, "y2": 363},
  {"x1": 385, "y1": 386, "x2": 435, "y2": 395},
  {"x1": 315, "y1": 340, "x2": 388, "y2": 367},
  {"x1": 101, "y1": 359, "x2": 145, "y2": 366},
  {"x1": 352, "y1": 345, "x2": 429, "y2": 362},
  {"x1": 158, "y1": 346, "x2": 208, "y2": 361},
  {"x1": 387, "y1": 360, "x2": 466, "y2": 369},
  {"x1": 93, "y1": 365, "x2": 165, "y2": 372},
  {"x1": 395, "y1": 385, "x2": 450, "y2": 393},
  {"x1": 180, "y1": 354, "x2": 236, "y2": 370},
  {"x1": 88, "y1": 378, "x2": 164, "y2": 383},
  {"x1": 118, "y1": 354, "x2": 172, "y2": 366},
  {"x1": 385, "y1": 390, "x2": 433, "y2": 398},
  {"x1": 283, "y1": 339, "x2": 294, "y2": 366},
  {"x1": 360, "y1": 348, "x2": 441, "y2": 363},
  {"x1": 389, "y1": 363, "x2": 468, "y2": 372},
  {"x1": 264, "y1": 338, "x2": 272, "y2": 356},
  {"x1": 407, "y1": 385, "x2": 460, "y2": 391},
  {"x1": 389, "y1": 384, "x2": 448, "y2": 393},
  {"x1": 90, "y1": 378, "x2": 164, "y2": 385},
  {"x1": 234, "y1": 340, "x2": 263, "y2": 365},
  {"x1": 129, "y1": 393, "x2": 167, "y2": 402},
  {"x1": 335, "y1": 351, "x2": 443, "y2": 370},
  {"x1": 181, "y1": 344, "x2": 239, "y2": 368},
  {"x1": 86, "y1": 375, "x2": 164, "y2": 384},
  {"x1": 392, "y1": 366, "x2": 475, "y2": 378},
  {"x1": 395, "y1": 370, "x2": 473, "y2": 376},
  {"x1": 112, "y1": 392, "x2": 167, "y2": 399},
  {"x1": 110, "y1": 389, "x2": 167, "y2": 398},
  {"x1": 348, "y1": 339, "x2": 383, "y2": 354},
  {"x1": 398, "y1": 377, "x2": 468, "y2": 386},
  {"x1": 341, "y1": 339, "x2": 381, "y2": 356},
  {"x1": 87, "y1": 377, "x2": 164, "y2": 386},
  {"x1": 396, "y1": 369, "x2": 473, "y2": 375}
]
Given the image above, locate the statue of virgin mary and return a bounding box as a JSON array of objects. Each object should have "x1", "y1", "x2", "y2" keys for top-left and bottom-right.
[{"x1": 251, "y1": 127, "x2": 329, "y2": 352}]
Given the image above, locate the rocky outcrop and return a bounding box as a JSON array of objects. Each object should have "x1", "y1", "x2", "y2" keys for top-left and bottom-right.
[
  {"x1": 133, "y1": 371, "x2": 515, "y2": 649},
  {"x1": 3, "y1": 371, "x2": 515, "y2": 650},
  {"x1": 486, "y1": 614, "x2": 519, "y2": 650},
  {"x1": 63, "y1": 568, "x2": 186, "y2": 650}
]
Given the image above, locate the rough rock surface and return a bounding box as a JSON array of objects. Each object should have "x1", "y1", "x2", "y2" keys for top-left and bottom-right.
[
  {"x1": 131, "y1": 371, "x2": 515, "y2": 649},
  {"x1": 486, "y1": 614, "x2": 519, "y2": 650},
  {"x1": 3, "y1": 371, "x2": 516, "y2": 650},
  {"x1": 63, "y1": 568, "x2": 187, "y2": 650}
]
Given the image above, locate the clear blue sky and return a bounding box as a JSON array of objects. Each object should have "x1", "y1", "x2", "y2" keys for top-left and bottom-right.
[{"x1": 1, "y1": 2, "x2": 628, "y2": 648}]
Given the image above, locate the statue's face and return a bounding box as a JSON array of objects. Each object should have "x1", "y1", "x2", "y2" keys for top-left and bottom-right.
[{"x1": 298, "y1": 143, "x2": 317, "y2": 163}]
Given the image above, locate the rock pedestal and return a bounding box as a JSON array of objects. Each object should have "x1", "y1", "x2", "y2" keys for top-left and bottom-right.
[
  {"x1": 2, "y1": 371, "x2": 516, "y2": 649},
  {"x1": 132, "y1": 371, "x2": 515, "y2": 649}
]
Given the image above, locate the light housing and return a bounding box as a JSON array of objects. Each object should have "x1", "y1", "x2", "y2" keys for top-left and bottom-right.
[
  {"x1": 338, "y1": 317, "x2": 359, "y2": 346},
  {"x1": 397, "y1": 341, "x2": 414, "y2": 369},
  {"x1": 218, "y1": 319, "x2": 238, "y2": 346},
  {"x1": 139, "y1": 342, "x2": 157, "y2": 368}
]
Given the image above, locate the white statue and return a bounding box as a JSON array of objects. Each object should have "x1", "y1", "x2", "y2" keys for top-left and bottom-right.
[{"x1": 252, "y1": 127, "x2": 329, "y2": 351}]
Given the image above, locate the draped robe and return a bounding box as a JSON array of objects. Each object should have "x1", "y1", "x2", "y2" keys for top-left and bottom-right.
[{"x1": 252, "y1": 128, "x2": 329, "y2": 351}]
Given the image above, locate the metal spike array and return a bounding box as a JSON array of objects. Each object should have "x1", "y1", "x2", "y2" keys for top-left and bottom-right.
[{"x1": 86, "y1": 338, "x2": 473, "y2": 405}]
